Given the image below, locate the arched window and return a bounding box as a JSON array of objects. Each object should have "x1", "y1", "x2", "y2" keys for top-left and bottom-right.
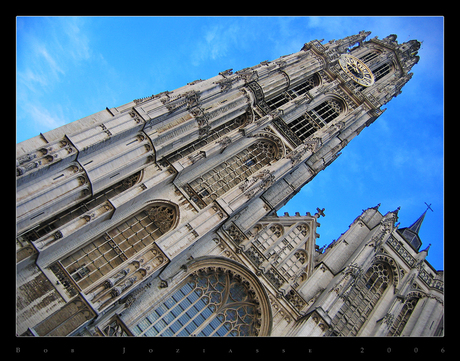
[
  {"x1": 328, "y1": 262, "x2": 392, "y2": 336},
  {"x1": 289, "y1": 99, "x2": 344, "y2": 141},
  {"x1": 271, "y1": 224, "x2": 308, "y2": 267},
  {"x1": 58, "y1": 203, "x2": 176, "y2": 293},
  {"x1": 131, "y1": 266, "x2": 266, "y2": 336},
  {"x1": 187, "y1": 140, "x2": 279, "y2": 207},
  {"x1": 373, "y1": 62, "x2": 393, "y2": 82},
  {"x1": 265, "y1": 73, "x2": 320, "y2": 111},
  {"x1": 387, "y1": 297, "x2": 420, "y2": 336},
  {"x1": 359, "y1": 51, "x2": 380, "y2": 64}
]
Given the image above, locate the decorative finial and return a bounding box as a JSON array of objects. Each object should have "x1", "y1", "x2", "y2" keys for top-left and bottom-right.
[{"x1": 421, "y1": 243, "x2": 431, "y2": 254}]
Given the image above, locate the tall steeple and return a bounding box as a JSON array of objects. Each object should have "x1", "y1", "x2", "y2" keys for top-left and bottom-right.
[
  {"x1": 16, "y1": 31, "x2": 423, "y2": 337},
  {"x1": 397, "y1": 206, "x2": 430, "y2": 251}
]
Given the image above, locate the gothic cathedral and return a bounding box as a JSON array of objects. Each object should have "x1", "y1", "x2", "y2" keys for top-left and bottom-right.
[{"x1": 16, "y1": 31, "x2": 443, "y2": 337}]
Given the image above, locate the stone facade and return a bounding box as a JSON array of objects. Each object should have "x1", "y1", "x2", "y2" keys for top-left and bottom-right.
[{"x1": 16, "y1": 31, "x2": 443, "y2": 337}]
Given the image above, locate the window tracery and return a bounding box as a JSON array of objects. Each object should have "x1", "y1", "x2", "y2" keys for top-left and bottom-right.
[
  {"x1": 271, "y1": 224, "x2": 307, "y2": 267},
  {"x1": 100, "y1": 316, "x2": 132, "y2": 336},
  {"x1": 387, "y1": 297, "x2": 420, "y2": 336},
  {"x1": 359, "y1": 51, "x2": 380, "y2": 64},
  {"x1": 252, "y1": 224, "x2": 283, "y2": 252},
  {"x1": 244, "y1": 222, "x2": 310, "y2": 294},
  {"x1": 328, "y1": 261, "x2": 392, "y2": 336},
  {"x1": 131, "y1": 267, "x2": 264, "y2": 336},
  {"x1": 265, "y1": 74, "x2": 320, "y2": 111},
  {"x1": 187, "y1": 140, "x2": 279, "y2": 207},
  {"x1": 58, "y1": 203, "x2": 176, "y2": 293},
  {"x1": 281, "y1": 249, "x2": 308, "y2": 281},
  {"x1": 289, "y1": 99, "x2": 344, "y2": 141},
  {"x1": 373, "y1": 62, "x2": 393, "y2": 82}
]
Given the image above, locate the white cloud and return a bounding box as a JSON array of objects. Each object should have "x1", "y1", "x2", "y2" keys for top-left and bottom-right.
[
  {"x1": 16, "y1": 101, "x2": 67, "y2": 141},
  {"x1": 190, "y1": 21, "x2": 243, "y2": 66},
  {"x1": 18, "y1": 17, "x2": 93, "y2": 93},
  {"x1": 17, "y1": 17, "x2": 97, "y2": 142},
  {"x1": 60, "y1": 17, "x2": 92, "y2": 62},
  {"x1": 29, "y1": 104, "x2": 66, "y2": 130}
]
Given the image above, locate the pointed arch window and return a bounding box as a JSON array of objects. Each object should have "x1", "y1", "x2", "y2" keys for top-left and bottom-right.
[
  {"x1": 328, "y1": 262, "x2": 392, "y2": 336},
  {"x1": 187, "y1": 140, "x2": 279, "y2": 208},
  {"x1": 289, "y1": 99, "x2": 343, "y2": 141},
  {"x1": 58, "y1": 203, "x2": 176, "y2": 293},
  {"x1": 280, "y1": 249, "x2": 308, "y2": 281},
  {"x1": 387, "y1": 297, "x2": 420, "y2": 336},
  {"x1": 131, "y1": 267, "x2": 263, "y2": 336},
  {"x1": 265, "y1": 74, "x2": 320, "y2": 112},
  {"x1": 373, "y1": 62, "x2": 392, "y2": 82},
  {"x1": 271, "y1": 224, "x2": 308, "y2": 267},
  {"x1": 360, "y1": 52, "x2": 379, "y2": 64}
]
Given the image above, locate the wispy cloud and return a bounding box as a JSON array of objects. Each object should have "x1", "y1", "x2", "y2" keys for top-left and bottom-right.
[
  {"x1": 61, "y1": 17, "x2": 91, "y2": 61},
  {"x1": 18, "y1": 17, "x2": 91, "y2": 91},
  {"x1": 28, "y1": 103, "x2": 67, "y2": 130},
  {"x1": 191, "y1": 22, "x2": 241, "y2": 66},
  {"x1": 17, "y1": 17, "x2": 96, "y2": 140}
]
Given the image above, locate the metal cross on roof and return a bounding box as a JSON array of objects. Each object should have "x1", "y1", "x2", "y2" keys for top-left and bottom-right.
[{"x1": 424, "y1": 202, "x2": 434, "y2": 212}]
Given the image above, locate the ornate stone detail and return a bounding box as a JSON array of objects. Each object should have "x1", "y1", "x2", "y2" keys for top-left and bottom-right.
[
  {"x1": 50, "y1": 262, "x2": 79, "y2": 298},
  {"x1": 216, "y1": 136, "x2": 232, "y2": 152},
  {"x1": 99, "y1": 123, "x2": 112, "y2": 136},
  {"x1": 242, "y1": 170, "x2": 275, "y2": 199},
  {"x1": 249, "y1": 131, "x2": 285, "y2": 159},
  {"x1": 236, "y1": 68, "x2": 258, "y2": 83},
  {"x1": 225, "y1": 223, "x2": 247, "y2": 245},
  {"x1": 244, "y1": 245, "x2": 266, "y2": 267},
  {"x1": 246, "y1": 81, "x2": 264, "y2": 104},
  {"x1": 265, "y1": 267, "x2": 285, "y2": 289},
  {"x1": 216, "y1": 77, "x2": 234, "y2": 92},
  {"x1": 272, "y1": 117, "x2": 303, "y2": 147},
  {"x1": 285, "y1": 288, "x2": 307, "y2": 311},
  {"x1": 147, "y1": 204, "x2": 176, "y2": 233},
  {"x1": 269, "y1": 295, "x2": 292, "y2": 324},
  {"x1": 383, "y1": 312, "x2": 395, "y2": 326}
]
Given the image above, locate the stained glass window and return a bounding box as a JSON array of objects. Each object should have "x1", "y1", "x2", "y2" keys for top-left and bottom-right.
[{"x1": 131, "y1": 268, "x2": 262, "y2": 336}]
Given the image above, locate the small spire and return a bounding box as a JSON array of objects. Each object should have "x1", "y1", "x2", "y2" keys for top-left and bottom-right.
[
  {"x1": 367, "y1": 203, "x2": 381, "y2": 212},
  {"x1": 398, "y1": 204, "x2": 432, "y2": 252},
  {"x1": 421, "y1": 243, "x2": 431, "y2": 254},
  {"x1": 406, "y1": 209, "x2": 428, "y2": 235}
]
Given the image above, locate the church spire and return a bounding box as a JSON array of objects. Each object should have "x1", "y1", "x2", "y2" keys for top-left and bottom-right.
[
  {"x1": 406, "y1": 209, "x2": 428, "y2": 235},
  {"x1": 397, "y1": 204, "x2": 432, "y2": 252}
]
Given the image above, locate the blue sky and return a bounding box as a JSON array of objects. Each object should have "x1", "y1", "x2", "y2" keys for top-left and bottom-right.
[{"x1": 16, "y1": 16, "x2": 444, "y2": 270}]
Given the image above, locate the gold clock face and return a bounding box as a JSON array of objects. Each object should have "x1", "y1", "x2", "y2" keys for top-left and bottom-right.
[{"x1": 339, "y1": 54, "x2": 375, "y2": 87}]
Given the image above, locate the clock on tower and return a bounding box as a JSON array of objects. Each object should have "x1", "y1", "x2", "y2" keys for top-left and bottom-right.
[{"x1": 339, "y1": 53, "x2": 375, "y2": 87}]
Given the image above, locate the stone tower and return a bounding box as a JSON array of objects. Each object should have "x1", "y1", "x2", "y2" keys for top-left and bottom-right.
[{"x1": 17, "y1": 31, "x2": 432, "y2": 337}]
